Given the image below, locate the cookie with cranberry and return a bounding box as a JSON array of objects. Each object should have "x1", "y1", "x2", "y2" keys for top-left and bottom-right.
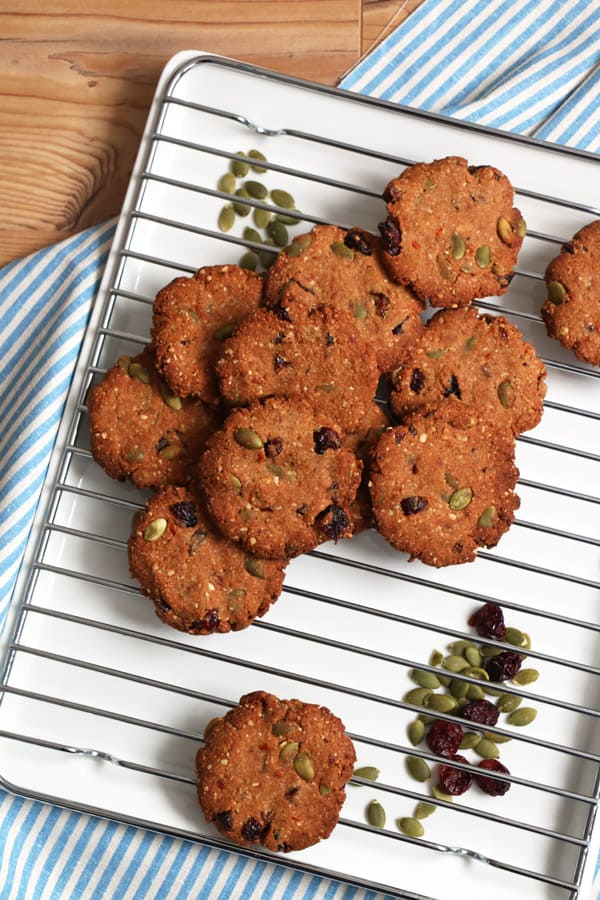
[
  {"x1": 379, "y1": 156, "x2": 525, "y2": 308},
  {"x1": 88, "y1": 347, "x2": 219, "y2": 488},
  {"x1": 151, "y1": 265, "x2": 264, "y2": 403},
  {"x1": 128, "y1": 485, "x2": 285, "y2": 634},
  {"x1": 196, "y1": 690, "x2": 356, "y2": 852},
  {"x1": 369, "y1": 400, "x2": 519, "y2": 567},
  {"x1": 216, "y1": 293, "x2": 379, "y2": 434},
  {"x1": 263, "y1": 224, "x2": 424, "y2": 370},
  {"x1": 344, "y1": 401, "x2": 390, "y2": 534},
  {"x1": 542, "y1": 219, "x2": 600, "y2": 365},
  {"x1": 199, "y1": 397, "x2": 362, "y2": 560},
  {"x1": 389, "y1": 307, "x2": 546, "y2": 435}
]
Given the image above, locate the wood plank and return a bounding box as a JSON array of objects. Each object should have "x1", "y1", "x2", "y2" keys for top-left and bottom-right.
[{"x1": 362, "y1": 0, "x2": 425, "y2": 55}]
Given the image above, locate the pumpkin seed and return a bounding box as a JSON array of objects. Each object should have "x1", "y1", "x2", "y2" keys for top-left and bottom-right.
[
  {"x1": 233, "y1": 188, "x2": 251, "y2": 216},
  {"x1": 451, "y1": 232, "x2": 466, "y2": 259},
  {"x1": 448, "y1": 640, "x2": 475, "y2": 655},
  {"x1": 184, "y1": 308, "x2": 199, "y2": 321},
  {"x1": 474, "y1": 738, "x2": 499, "y2": 759},
  {"x1": 143, "y1": 518, "x2": 167, "y2": 542},
  {"x1": 117, "y1": 355, "x2": 131, "y2": 370},
  {"x1": 425, "y1": 693, "x2": 458, "y2": 713},
  {"x1": 245, "y1": 557, "x2": 266, "y2": 579},
  {"x1": 496, "y1": 216, "x2": 513, "y2": 244},
  {"x1": 229, "y1": 474, "x2": 242, "y2": 492},
  {"x1": 407, "y1": 719, "x2": 425, "y2": 746},
  {"x1": 521, "y1": 632, "x2": 532, "y2": 650},
  {"x1": 398, "y1": 816, "x2": 424, "y2": 838},
  {"x1": 507, "y1": 707, "x2": 537, "y2": 727},
  {"x1": 218, "y1": 204, "x2": 235, "y2": 232},
  {"x1": 464, "y1": 335, "x2": 476, "y2": 351},
  {"x1": 496, "y1": 693, "x2": 523, "y2": 713},
  {"x1": 159, "y1": 381, "x2": 183, "y2": 411},
  {"x1": 418, "y1": 713, "x2": 436, "y2": 725},
  {"x1": 516, "y1": 217, "x2": 527, "y2": 238},
  {"x1": 286, "y1": 234, "x2": 312, "y2": 257},
  {"x1": 464, "y1": 646, "x2": 482, "y2": 668},
  {"x1": 353, "y1": 766, "x2": 380, "y2": 782},
  {"x1": 279, "y1": 741, "x2": 299, "y2": 762},
  {"x1": 415, "y1": 802, "x2": 436, "y2": 820},
  {"x1": 429, "y1": 649, "x2": 444, "y2": 667},
  {"x1": 460, "y1": 732, "x2": 482, "y2": 750},
  {"x1": 294, "y1": 751, "x2": 315, "y2": 781},
  {"x1": 497, "y1": 379, "x2": 515, "y2": 409},
  {"x1": 548, "y1": 280, "x2": 567, "y2": 304},
  {"x1": 248, "y1": 149, "x2": 267, "y2": 172},
  {"x1": 270, "y1": 188, "x2": 295, "y2": 209},
  {"x1": 407, "y1": 756, "x2": 431, "y2": 782},
  {"x1": 463, "y1": 666, "x2": 489, "y2": 682},
  {"x1": 426, "y1": 348, "x2": 448, "y2": 359},
  {"x1": 368, "y1": 800, "x2": 386, "y2": 829},
  {"x1": 253, "y1": 207, "x2": 272, "y2": 228},
  {"x1": 234, "y1": 427, "x2": 263, "y2": 449},
  {"x1": 214, "y1": 322, "x2": 237, "y2": 341},
  {"x1": 449, "y1": 487, "x2": 473, "y2": 510},
  {"x1": 125, "y1": 447, "x2": 145, "y2": 463},
  {"x1": 404, "y1": 687, "x2": 432, "y2": 706},
  {"x1": 484, "y1": 731, "x2": 512, "y2": 744},
  {"x1": 481, "y1": 644, "x2": 503, "y2": 658},
  {"x1": 483, "y1": 685, "x2": 503, "y2": 697},
  {"x1": 267, "y1": 219, "x2": 289, "y2": 247},
  {"x1": 330, "y1": 241, "x2": 354, "y2": 259},
  {"x1": 512, "y1": 668, "x2": 539, "y2": 685},
  {"x1": 477, "y1": 505, "x2": 497, "y2": 528},
  {"x1": 271, "y1": 721, "x2": 292, "y2": 737},
  {"x1": 239, "y1": 251, "x2": 257, "y2": 271},
  {"x1": 442, "y1": 654, "x2": 470, "y2": 673},
  {"x1": 275, "y1": 212, "x2": 301, "y2": 225},
  {"x1": 259, "y1": 248, "x2": 277, "y2": 268},
  {"x1": 128, "y1": 362, "x2": 149, "y2": 383},
  {"x1": 505, "y1": 626, "x2": 525, "y2": 647},
  {"x1": 423, "y1": 177, "x2": 436, "y2": 191},
  {"x1": 432, "y1": 784, "x2": 453, "y2": 802},
  {"x1": 474, "y1": 245, "x2": 490, "y2": 267},
  {"x1": 244, "y1": 180, "x2": 268, "y2": 199},
  {"x1": 353, "y1": 302, "x2": 368, "y2": 319},
  {"x1": 230, "y1": 153, "x2": 249, "y2": 178},
  {"x1": 410, "y1": 669, "x2": 441, "y2": 690},
  {"x1": 158, "y1": 444, "x2": 182, "y2": 460},
  {"x1": 243, "y1": 226, "x2": 262, "y2": 244},
  {"x1": 319, "y1": 784, "x2": 332, "y2": 795},
  {"x1": 449, "y1": 678, "x2": 469, "y2": 700},
  {"x1": 437, "y1": 255, "x2": 453, "y2": 280},
  {"x1": 466, "y1": 684, "x2": 485, "y2": 701},
  {"x1": 437, "y1": 674, "x2": 452, "y2": 688},
  {"x1": 218, "y1": 172, "x2": 236, "y2": 194}
]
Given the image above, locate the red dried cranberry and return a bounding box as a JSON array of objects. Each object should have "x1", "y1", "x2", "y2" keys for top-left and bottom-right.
[
  {"x1": 344, "y1": 229, "x2": 372, "y2": 255},
  {"x1": 215, "y1": 810, "x2": 233, "y2": 831},
  {"x1": 383, "y1": 183, "x2": 399, "y2": 203},
  {"x1": 313, "y1": 427, "x2": 342, "y2": 454},
  {"x1": 475, "y1": 759, "x2": 511, "y2": 796},
  {"x1": 241, "y1": 816, "x2": 268, "y2": 842},
  {"x1": 170, "y1": 500, "x2": 198, "y2": 528},
  {"x1": 426, "y1": 720, "x2": 464, "y2": 757},
  {"x1": 273, "y1": 353, "x2": 291, "y2": 371},
  {"x1": 392, "y1": 319, "x2": 407, "y2": 335},
  {"x1": 264, "y1": 437, "x2": 283, "y2": 458},
  {"x1": 461, "y1": 699, "x2": 499, "y2": 726},
  {"x1": 316, "y1": 503, "x2": 348, "y2": 541},
  {"x1": 372, "y1": 292, "x2": 390, "y2": 318},
  {"x1": 191, "y1": 609, "x2": 219, "y2": 633},
  {"x1": 272, "y1": 301, "x2": 292, "y2": 322},
  {"x1": 400, "y1": 496, "x2": 428, "y2": 515},
  {"x1": 468, "y1": 602, "x2": 506, "y2": 641},
  {"x1": 485, "y1": 650, "x2": 523, "y2": 683},
  {"x1": 378, "y1": 217, "x2": 401, "y2": 256},
  {"x1": 443, "y1": 374, "x2": 461, "y2": 398},
  {"x1": 438, "y1": 755, "x2": 473, "y2": 796},
  {"x1": 410, "y1": 368, "x2": 425, "y2": 393}
]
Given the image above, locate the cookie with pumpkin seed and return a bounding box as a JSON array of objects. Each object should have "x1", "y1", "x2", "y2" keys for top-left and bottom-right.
[
  {"x1": 151, "y1": 264, "x2": 264, "y2": 404},
  {"x1": 128, "y1": 485, "x2": 285, "y2": 634},
  {"x1": 216, "y1": 289, "x2": 379, "y2": 434},
  {"x1": 263, "y1": 223, "x2": 424, "y2": 371},
  {"x1": 198, "y1": 396, "x2": 362, "y2": 560},
  {"x1": 369, "y1": 400, "x2": 520, "y2": 567},
  {"x1": 379, "y1": 156, "x2": 525, "y2": 308},
  {"x1": 388, "y1": 307, "x2": 546, "y2": 435},
  {"x1": 541, "y1": 219, "x2": 600, "y2": 366},
  {"x1": 196, "y1": 690, "x2": 356, "y2": 852},
  {"x1": 88, "y1": 347, "x2": 219, "y2": 488}
]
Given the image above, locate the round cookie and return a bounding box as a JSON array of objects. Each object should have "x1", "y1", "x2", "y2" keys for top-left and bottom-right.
[
  {"x1": 196, "y1": 690, "x2": 356, "y2": 852},
  {"x1": 216, "y1": 294, "x2": 380, "y2": 434},
  {"x1": 88, "y1": 347, "x2": 219, "y2": 489},
  {"x1": 151, "y1": 265, "x2": 264, "y2": 403},
  {"x1": 379, "y1": 156, "x2": 526, "y2": 308},
  {"x1": 369, "y1": 400, "x2": 520, "y2": 567},
  {"x1": 388, "y1": 307, "x2": 546, "y2": 435},
  {"x1": 263, "y1": 223, "x2": 424, "y2": 370},
  {"x1": 542, "y1": 219, "x2": 600, "y2": 365},
  {"x1": 344, "y1": 401, "x2": 390, "y2": 535},
  {"x1": 199, "y1": 397, "x2": 362, "y2": 560},
  {"x1": 128, "y1": 485, "x2": 286, "y2": 634}
]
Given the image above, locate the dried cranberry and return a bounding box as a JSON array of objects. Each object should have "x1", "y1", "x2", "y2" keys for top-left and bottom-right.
[
  {"x1": 485, "y1": 650, "x2": 523, "y2": 683},
  {"x1": 273, "y1": 353, "x2": 291, "y2": 371},
  {"x1": 325, "y1": 332, "x2": 335, "y2": 345},
  {"x1": 316, "y1": 503, "x2": 348, "y2": 541},
  {"x1": 468, "y1": 602, "x2": 506, "y2": 641},
  {"x1": 378, "y1": 217, "x2": 401, "y2": 256},
  {"x1": 285, "y1": 786, "x2": 299, "y2": 800},
  {"x1": 191, "y1": 608, "x2": 219, "y2": 633},
  {"x1": 170, "y1": 500, "x2": 197, "y2": 528},
  {"x1": 475, "y1": 759, "x2": 511, "y2": 796},
  {"x1": 438, "y1": 755, "x2": 473, "y2": 796},
  {"x1": 215, "y1": 810, "x2": 233, "y2": 831},
  {"x1": 372, "y1": 292, "x2": 390, "y2": 318},
  {"x1": 157, "y1": 597, "x2": 171, "y2": 612},
  {"x1": 392, "y1": 319, "x2": 407, "y2": 335},
  {"x1": 383, "y1": 183, "x2": 399, "y2": 203},
  {"x1": 313, "y1": 427, "x2": 342, "y2": 454},
  {"x1": 241, "y1": 816, "x2": 267, "y2": 842},
  {"x1": 272, "y1": 300, "x2": 291, "y2": 322},
  {"x1": 264, "y1": 437, "x2": 283, "y2": 458},
  {"x1": 443, "y1": 374, "x2": 461, "y2": 398},
  {"x1": 426, "y1": 720, "x2": 464, "y2": 757},
  {"x1": 273, "y1": 331, "x2": 287, "y2": 344},
  {"x1": 400, "y1": 496, "x2": 428, "y2": 515},
  {"x1": 461, "y1": 699, "x2": 499, "y2": 726},
  {"x1": 344, "y1": 229, "x2": 372, "y2": 255},
  {"x1": 410, "y1": 368, "x2": 425, "y2": 393}
]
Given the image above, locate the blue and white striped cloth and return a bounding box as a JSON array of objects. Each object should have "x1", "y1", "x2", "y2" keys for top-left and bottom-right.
[{"x1": 1, "y1": 1, "x2": 599, "y2": 897}]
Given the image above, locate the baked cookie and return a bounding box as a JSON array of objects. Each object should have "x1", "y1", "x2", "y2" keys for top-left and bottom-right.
[
  {"x1": 199, "y1": 397, "x2": 362, "y2": 560},
  {"x1": 542, "y1": 219, "x2": 600, "y2": 365},
  {"x1": 345, "y1": 401, "x2": 390, "y2": 535},
  {"x1": 88, "y1": 347, "x2": 219, "y2": 488},
  {"x1": 128, "y1": 485, "x2": 286, "y2": 634},
  {"x1": 369, "y1": 400, "x2": 520, "y2": 567},
  {"x1": 151, "y1": 265, "x2": 264, "y2": 403},
  {"x1": 263, "y1": 223, "x2": 424, "y2": 370},
  {"x1": 379, "y1": 156, "x2": 525, "y2": 308},
  {"x1": 388, "y1": 308, "x2": 546, "y2": 435},
  {"x1": 196, "y1": 690, "x2": 356, "y2": 852},
  {"x1": 216, "y1": 293, "x2": 380, "y2": 434}
]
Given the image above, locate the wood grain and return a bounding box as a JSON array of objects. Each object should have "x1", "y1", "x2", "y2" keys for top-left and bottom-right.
[{"x1": 362, "y1": 0, "x2": 425, "y2": 54}]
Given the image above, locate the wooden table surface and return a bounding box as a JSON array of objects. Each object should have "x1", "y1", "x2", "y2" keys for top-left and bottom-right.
[{"x1": 0, "y1": 0, "x2": 422, "y2": 265}]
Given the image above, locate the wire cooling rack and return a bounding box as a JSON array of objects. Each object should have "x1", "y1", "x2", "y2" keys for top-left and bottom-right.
[{"x1": 1, "y1": 53, "x2": 599, "y2": 900}]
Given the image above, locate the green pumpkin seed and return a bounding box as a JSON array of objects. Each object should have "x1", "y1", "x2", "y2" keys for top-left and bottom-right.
[
  {"x1": 497, "y1": 379, "x2": 515, "y2": 409},
  {"x1": 253, "y1": 207, "x2": 272, "y2": 229},
  {"x1": 464, "y1": 646, "x2": 482, "y2": 668},
  {"x1": 432, "y1": 784, "x2": 453, "y2": 802},
  {"x1": 398, "y1": 816, "x2": 424, "y2": 838},
  {"x1": 267, "y1": 219, "x2": 289, "y2": 247},
  {"x1": 158, "y1": 444, "x2": 182, "y2": 460},
  {"x1": 448, "y1": 640, "x2": 475, "y2": 655},
  {"x1": 367, "y1": 799, "x2": 386, "y2": 829},
  {"x1": 451, "y1": 232, "x2": 466, "y2": 260},
  {"x1": 128, "y1": 362, "x2": 149, "y2": 383},
  {"x1": 245, "y1": 557, "x2": 266, "y2": 579},
  {"x1": 426, "y1": 693, "x2": 458, "y2": 713},
  {"x1": 214, "y1": 322, "x2": 237, "y2": 341},
  {"x1": 438, "y1": 674, "x2": 452, "y2": 688},
  {"x1": 125, "y1": 447, "x2": 145, "y2": 463},
  {"x1": 460, "y1": 732, "x2": 482, "y2": 750},
  {"x1": 294, "y1": 751, "x2": 314, "y2": 781},
  {"x1": 352, "y1": 302, "x2": 368, "y2": 319},
  {"x1": 496, "y1": 216, "x2": 513, "y2": 245},
  {"x1": 243, "y1": 226, "x2": 262, "y2": 244},
  {"x1": 426, "y1": 348, "x2": 448, "y2": 359},
  {"x1": 272, "y1": 721, "x2": 292, "y2": 737},
  {"x1": 463, "y1": 666, "x2": 489, "y2": 682},
  {"x1": 330, "y1": 241, "x2": 354, "y2": 259},
  {"x1": 233, "y1": 188, "x2": 251, "y2": 216},
  {"x1": 117, "y1": 355, "x2": 131, "y2": 370},
  {"x1": 270, "y1": 188, "x2": 295, "y2": 209},
  {"x1": 437, "y1": 255, "x2": 453, "y2": 280},
  {"x1": 521, "y1": 632, "x2": 532, "y2": 650},
  {"x1": 244, "y1": 180, "x2": 268, "y2": 199},
  {"x1": 159, "y1": 381, "x2": 183, "y2": 411},
  {"x1": 234, "y1": 427, "x2": 263, "y2": 449},
  {"x1": 548, "y1": 280, "x2": 567, "y2": 304},
  {"x1": 143, "y1": 518, "x2": 167, "y2": 542},
  {"x1": 418, "y1": 713, "x2": 436, "y2": 725},
  {"x1": 286, "y1": 234, "x2": 312, "y2": 257},
  {"x1": 466, "y1": 684, "x2": 485, "y2": 701},
  {"x1": 230, "y1": 153, "x2": 249, "y2": 178},
  {"x1": 481, "y1": 644, "x2": 503, "y2": 658},
  {"x1": 449, "y1": 487, "x2": 473, "y2": 510},
  {"x1": 484, "y1": 730, "x2": 512, "y2": 744},
  {"x1": 353, "y1": 766, "x2": 380, "y2": 782},
  {"x1": 496, "y1": 693, "x2": 523, "y2": 713},
  {"x1": 229, "y1": 474, "x2": 242, "y2": 492},
  {"x1": 319, "y1": 784, "x2": 332, "y2": 795},
  {"x1": 218, "y1": 204, "x2": 235, "y2": 232},
  {"x1": 464, "y1": 335, "x2": 476, "y2": 351},
  {"x1": 218, "y1": 172, "x2": 236, "y2": 194},
  {"x1": 184, "y1": 307, "x2": 199, "y2": 321},
  {"x1": 239, "y1": 251, "x2": 257, "y2": 271},
  {"x1": 512, "y1": 668, "x2": 539, "y2": 685},
  {"x1": 259, "y1": 248, "x2": 277, "y2": 269},
  {"x1": 477, "y1": 505, "x2": 497, "y2": 528},
  {"x1": 516, "y1": 217, "x2": 527, "y2": 238},
  {"x1": 407, "y1": 719, "x2": 425, "y2": 746},
  {"x1": 275, "y1": 212, "x2": 301, "y2": 225},
  {"x1": 507, "y1": 707, "x2": 537, "y2": 727},
  {"x1": 474, "y1": 738, "x2": 499, "y2": 759},
  {"x1": 415, "y1": 802, "x2": 436, "y2": 820},
  {"x1": 404, "y1": 687, "x2": 432, "y2": 706},
  {"x1": 410, "y1": 669, "x2": 441, "y2": 690},
  {"x1": 279, "y1": 741, "x2": 299, "y2": 762},
  {"x1": 475, "y1": 245, "x2": 491, "y2": 267},
  {"x1": 442, "y1": 654, "x2": 470, "y2": 673},
  {"x1": 483, "y1": 685, "x2": 503, "y2": 697},
  {"x1": 407, "y1": 756, "x2": 431, "y2": 782},
  {"x1": 248, "y1": 149, "x2": 267, "y2": 172},
  {"x1": 449, "y1": 678, "x2": 469, "y2": 700},
  {"x1": 505, "y1": 627, "x2": 526, "y2": 647},
  {"x1": 429, "y1": 649, "x2": 444, "y2": 667},
  {"x1": 423, "y1": 177, "x2": 436, "y2": 191}
]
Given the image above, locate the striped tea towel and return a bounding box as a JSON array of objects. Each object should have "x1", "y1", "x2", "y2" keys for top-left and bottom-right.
[{"x1": 1, "y1": 1, "x2": 599, "y2": 897}]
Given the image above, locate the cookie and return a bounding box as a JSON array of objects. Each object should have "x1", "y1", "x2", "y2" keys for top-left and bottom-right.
[
  {"x1": 196, "y1": 690, "x2": 356, "y2": 852},
  {"x1": 263, "y1": 223, "x2": 424, "y2": 370},
  {"x1": 379, "y1": 156, "x2": 525, "y2": 308},
  {"x1": 151, "y1": 265, "x2": 264, "y2": 403},
  {"x1": 388, "y1": 307, "x2": 546, "y2": 435},
  {"x1": 199, "y1": 397, "x2": 362, "y2": 560},
  {"x1": 345, "y1": 401, "x2": 390, "y2": 535},
  {"x1": 216, "y1": 293, "x2": 380, "y2": 434},
  {"x1": 128, "y1": 485, "x2": 285, "y2": 634},
  {"x1": 88, "y1": 347, "x2": 219, "y2": 488},
  {"x1": 542, "y1": 219, "x2": 600, "y2": 365},
  {"x1": 369, "y1": 400, "x2": 520, "y2": 567}
]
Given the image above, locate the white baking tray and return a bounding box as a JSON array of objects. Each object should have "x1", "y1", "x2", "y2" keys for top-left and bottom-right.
[{"x1": 1, "y1": 51, "x2": 599, "y2": 900}]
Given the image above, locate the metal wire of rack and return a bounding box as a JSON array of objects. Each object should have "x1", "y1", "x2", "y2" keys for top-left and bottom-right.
[{"x1": 0, "y1": 55, "x2": 599, "y2": 900}]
